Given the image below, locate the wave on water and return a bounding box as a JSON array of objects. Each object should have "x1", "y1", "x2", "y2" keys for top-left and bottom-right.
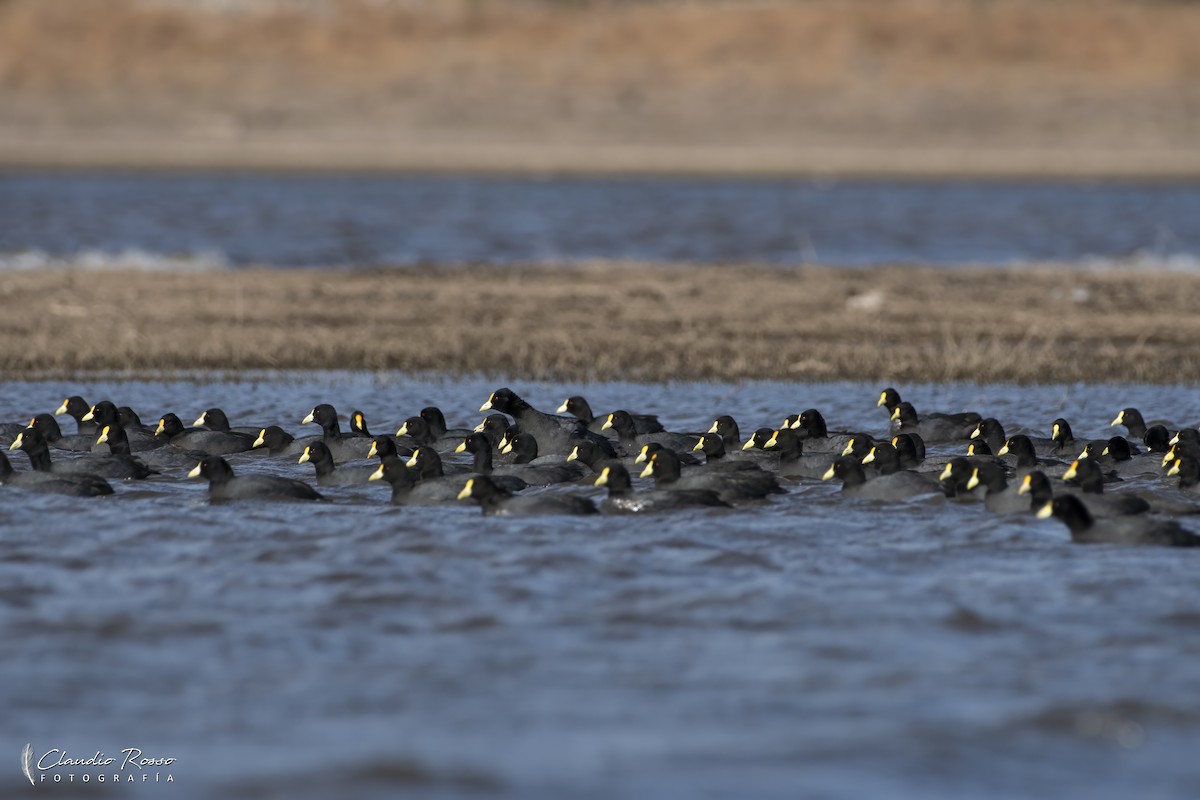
[{"x1": 0, "y1": 247, "x2": 233, "y2": 272}]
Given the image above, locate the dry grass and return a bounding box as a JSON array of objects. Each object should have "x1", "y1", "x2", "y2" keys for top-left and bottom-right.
[
  {"x1": 3, "y1": 263, "x2": 1198, "y2": 383},
  {"x1": 2, "y1": 0, "x2": 1200, "y2": 174}
]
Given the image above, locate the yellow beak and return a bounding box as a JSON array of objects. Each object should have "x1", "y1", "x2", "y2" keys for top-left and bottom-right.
[
  {"x1": 594, "y1": 467, "x2": 610, "y2": 487},
  {"x1": 691, "y1": 439, "x2": 704, "y2": 452},
  {"x1": 566, "y1": 446, "x2": 580, "y2": 462},
  {"x1": 479, "y1": 396, "x2": 494, "y2": 412},
  {"x1": 1167, "y1": 460, "x2": 1182, "y2": 477},
  {"x1": 1162, "y1": 448, "x2": 1177, "y2": 468},
  {"x1": 889, "y1": 407, "x2": 900, "y2": 421},
  {"x1": 1036, "y1": 502, "x2": 1054, "y2": 519},
  {"x1": 638, "y1": 462, "x2": 655, "y2": 478},
  {"x1": 841, "y1": 440, "x2": 856, "y2": 456},
  {"x1": 252, "y1": 429, "x2": 267, "y2": 448},
  {"x1": 555, "y1": 401, "x2": 569, "y2": 414},
  {"x1": 707, "y1": 421, "x2": 720, "y2": 434},
  {"x1": 396, "y1": 422, "x2": 409, "y2": 436},
  {"x1": 763, "y1": 432, "x2": 779, "y2": 450},
  {"x1": 1063, "y1": 461, "x2": 1079, "y2": 480},
  {"x1": 457, "y1": 479, "x2": 474, "y2": 500},
  {"x1": 368, "y1": 441, "x2": 378, "y2": 458},
  {"x1": 966, "y1": 468, "x2": 981, "y2": 491},
  {"x1": 876, "y1": 391, "x2": 887, "y2": 407},
  {"x1": 500, "y1": 439, "x2": 513, "y2": 455},
  {"x1": 1110, "y1": 413, "x2": 1123, "y2": 426},
  {"x1": 297, "y1": 447, "x2": 311, "y2": 464},
  {"x1": 1017, "y1": 474, "x2": 1032, "y2": 495},
  {"x1": 862, "y1": 447, "x2": 876, "y2": 464},
  {"x1": 997, "y1": 441, "x2": 1010, "y2": 455},
  {"x1": 405, "y1": 451, "x2": 419, "y2": 468},
  {"x1": 192, "y1": 414, "x2": 207, "y2": 427},
  {"x1": 81, "y1": 406, "x2": 96, "y2": 422},
  {"x1": 155, "y1": 420, "x2": 166, "y2": 436},
  {"x1": 600, "y1": 414, "x2": 614, "y2": 431},
  {"x1": 454, "y1": 441, "x2": 468, "y2": 453},
  {"x1": 368, "y1": 464, "x2": 385, "y2": 481},
  {"x1": 96, "y1": 426, "x2": 110, "y2": 445},
  {"x1": 969, "y1": 427, "x2": 980, "y2": 440},
  {"x1": 301, "y1": 411, "x2": 315, "y2": 425},
  {"x1": 938, "y1": 464, "x2": 954, "y2": 481},
  {"x1": 635, "y1": 445, "x2": 651, "y2": 464},
  {"x1": 740, "y1": 438, "x2": 756, "y2": 451},
  {"x1": 55, "y1": 400, "x2": 69, "y2": 415},
  {"x1": 187, "y1": 463, "x2": 202, "y2": 479},
  {"x1": 9, "y1": 432, "x2": 23, "y2": 450},
  {"x1": 821, "y1": 464, "x2": 836, "y2": 481}
]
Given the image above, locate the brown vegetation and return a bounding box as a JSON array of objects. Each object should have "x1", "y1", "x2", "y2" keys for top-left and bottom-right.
[
  {"x1": 3, "y1": 263, "x2": 1197, "y2": 383},
  {"x1": 2, "y1": 0, "x2": 1199, "y2": 175}
]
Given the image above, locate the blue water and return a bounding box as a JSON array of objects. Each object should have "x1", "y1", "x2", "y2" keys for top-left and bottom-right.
[
  {"x1": 2, "y1": 375, "x2": 1199, "y2": 799},
  {"x1": 1, "y1": 172, "x2": 1198, "y2": 268}
]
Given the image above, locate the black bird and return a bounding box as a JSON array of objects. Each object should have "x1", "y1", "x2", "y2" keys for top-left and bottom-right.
[
  {"x1": 298, "y1": 442, "x2": 376, "y2": 486},
  {"x1": 0, "y1": 449, "x2": 113, "y2": 496},
  {"x1": 457, "y1": 432, "x2": 580, "y2": 486},
  {"x1": 368, "y1": 455, "x2": 482, "y2": 505},
  {"x1": 156, "y1": 413, "x2": 255, "y2": 455},
  {"x1": 758, "y1": 428, "x2": 836, "y2": 479},
  {"x1": 783, "y1": 408, "x2": 854, "y2": 454},
  {"x1": 602, "y1": 410, "x2": 695, "y2": 455},
  {"x1": 890, "y1": 433, "x2": 927, "y2": 468},
  {"x1": 406, "y1": 446, "x2": 526, "y2": 492},
  {"x1": 997, "y1": 435, "x2": 1063, "y2": 469},
  {"x1": 706, "y1": 415, "x2": 743, "y2": 450},
  {"x1": 96, "y1": 424, "x2": 196, "y2": 471},
  {"x1": 10, "y1": 427, "x2": 154, "y2": 480},
  {"x1": 250, "y1": 426, "x2": 307, "y2": 456},
  {"x1": 639, "y1": 448, "x2": 782, "y2": 504},
  {"x1": 565, "y1": 440, "x2": 612, "y2": 472},
  {"x1": 837, "y1": 433, "x2": 882, "y2": 462},
  {"x1": 300, "y1": 404, "x2": 374, "y2": 461},
  {"x1": 419, "y1": 407, "x2": 474, "y2": 441},
  {"x1": 117, "y1": 406, "x2": 157, "y2": 434},
  {"x1": 824, "y1": 456, "x2": 938, "y2": 500},
  {"x1": 693, "y1": 432, "x2": 777, "y2": 470},
  {"x1": 1111, "y1": 407, "x2": 1166, "y2": 440},
  {"x1": 1061, "y1": 458, "x2": 1156, "y2": 516},
  {"x1": 1168, "y1": 456, "x2": 1200, "y2": 492},
  {"x1": 501, "y1": 432, "x2": 588, "y2": 478},
  {"x1": 347, "y1": 410, "x2": 374, "y2": 438},
  {"x1": 473, "y1": 414, "x2": 515, "y2": 450},
  {"x1": 1050, "y1": 418, "x2": 1077, "y2": 454},
  {"x1": 1142, "y1": 425, "x2": 1172, "y2": 454},
  {"x1": 456, "y1": 475, "x2": 597, "y2": 516},
  {"x1": 192, "y1": 408, "x2": 260, "y2": 436},
  {"x1": 54, "y1": 395, "x2": 97, "y2": 436},
  {"x1": 969, "y1": 418, "x2": 1007, "y2": 454},
  {"x1": 558, "y1": 395, "x2": 663, "y2": 434},
  {"x1": 965, "y1": 462, "x2": 1032, "y2": 514},
  {"x1": 367, "y1": 435, "x2": 415, "y2": 463},
  {"x1": 27, "y1": 413, "x2": 97, "y2": 452},
  {"x1": 890, "y1": 401, "x2": 977, "y2": 443},
  {"x1": 632, "y1": 440, "x2": 702, "y2": 467},
  {"x1": 481, "y1": 388, "x2": 614, "y2": 456},
  {"x1": 188, "y1": 456, "x2": 323, "y2": 501},
  {"x1": 594, "y1": 463, "x2": 729, "y2": 514},
  {"x1": 1036, "y1": 495, "x2": 1199, "y2": 547},
  {"x1": 87, "y1": 400, "x2": 163, "y2": 451},
  {"x1": 394, "y1": 416, "x2": 454, "y2": 449}
]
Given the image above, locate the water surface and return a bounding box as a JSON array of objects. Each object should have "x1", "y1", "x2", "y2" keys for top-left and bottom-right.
[
  {"x1": 2, "y1": 173, "x2": 1198, "y2": 269},
  {"x1": 2, "y1": 375, "x2": 1198, "y2": 798}
]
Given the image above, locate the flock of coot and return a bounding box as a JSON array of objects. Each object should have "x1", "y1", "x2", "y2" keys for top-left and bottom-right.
[{"x1": 3, "y1": 387, "x2": 1200, "y2": 546}]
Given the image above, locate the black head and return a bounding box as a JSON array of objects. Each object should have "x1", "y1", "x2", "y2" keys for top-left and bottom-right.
[
  {"x1": 741, "y1": 427, "x2": 776, "y2": 451},
  {"x1": 1112, "y1": 407, "x2": 1146, "y2": 435},
  {"x1": 1143, "y1": 425, "x2": 1171, "y2": 454},
  {"x1": 397, "y1": 416, "x2": 434, "y2": 445},
  {"x1": 1018, "y1": 470, "x2": 1054, "y2": 506},
  {"x1": 1063, "y1": 458, "x2": 1105, "y2": 494},
  {"x1": 457, "y1": 433, "x2": 493, "y2": 473},
  {"x1": 708, "y1": 415, "x2": 740, "y2": 447},
  {"x1": 10, "y1": 427, "x2": 48, "y2": 454},
  {"x1": 971, "y1": 418, "x2": 1005, "y2": 446},
  {"x1": 937, "y1": 457, "x2": 974, "y2": 495},
  {"x1": 877, "y1": 387, "x2": 902, "y2": 413},
  {"x1": 188, "y1": 455, "x2": 235, "y2": 484},
  {"x1": 602, "y1": 410, "x2": 637, "y2": 441},
  {"x1": 967, "y1": 461, "x2": 1008, "y2": 494},
  {"x1": 761, "y1": 428, "x2": 802, "y2": 458},
  {"x1": 891, "y1": 401, "x2": 919, "y2": 428},
  {"x1": 840, "y1": 434, "x2": 876, "y2": 460},
  {"x1": 253, "y1": 426, "x2": 294, "y2": 454},
  {"x1": 1168, "y1": 455, "x2": 1200, "y2": 488},
  {"x1": 475, "y1": 414, "x2": 512, "y2": 447},
  {"x1": 640, "y1": 448, "x2": 683, "y2": 483},
  {"x1": 298, "y1": 441, "x2": 336, "y2": 473},
  {"x1": 419, "y1": 407, "x2": 450, "y2": 436},
  {"x1": 692, "y1": 432, "x2": 727, "y2": 459},
  {"x1": 966, "y1": 440, "x2": 992, "y2": 457},
  {"x1": 1172, "y1": 428, "x2": 1200, "y2": 448},
  {"x1": 567, "y1": 439, "x2": 607, "y2": 469},
  {"x1": 502, "y1": 432, "x2": 540, "y2": 464},
  {"x1": 480, "y1": 388, "x2": 526, "y2": 416},
  {"x1": 889, "y1": 433, "x2": 923, "y2": 467},
  {"x1": 1079, "y1": 440, "x2": 1108, "y2": 462},
  {"x1": 823, "y1": 456, "x2": 867, "y2": 488},
  {"x1": 406, "y1": 446, "x2": 445, "y2": 479},
  {"x1": 57, "y1": 395, "x2": 91, "y2": 421},
  {"x1": 349, "y1": 410, "x2": 371, "y2": 436},
  {"x1": 1051, "y1": 418, "x2": 1075, "y2": 448},
  {"x1": 27, "y1": 413, "x2": 64, "y2": 441},
  {"x1": 1103, "y1": 436, "x2": 1136, "y2": 462},
  {"x1": 195, "y1": 408, "x2": 232, "y2": 432},
  {"x1": 368, "y1": 435, "x2": 399, "y2": 461},
  {"x1": 796, "y1": 409, "x2": 828, "y2": 439},
  {"x1": 95, "y1": 424, "x2": 132, "y2": 456},
  {"x1": 457, "y1": 475, "x2": 513, "y2": 506},
  {"x1": 862, "y1": 441, "x2": 902, "y2": 475},
  {"x1": 156, "y1": 413, "x2": 185, "y2": 438},
  {"x1": 117, "y1": 406, "x2": 145, "y2": 429},
  {"x1": 303, "y1": 404, "x2": 341, "y2": 436},
  {"x1": 594, "y1": 462, "x2": 634, "y2": 494},
  {"x1": 369, "y1": 456, "x2": 417, "y2": 492},
  {"x1": 1037, "y1": 494, "x2": 1094, "y2": 534},
  {"x1": 558, "y1": 396, "x2": 593, "y2": 421},
  {"x1": 999, "y1": 434, "x2": 1037, "y2": 467},
  {"x1": 87, "y1": 400, "x2": 122, "y2": 428}
]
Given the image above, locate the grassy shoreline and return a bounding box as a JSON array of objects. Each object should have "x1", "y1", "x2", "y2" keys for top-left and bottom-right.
[{"x1": 4, "y1": 263, "x2": 1198, "y2": 384}]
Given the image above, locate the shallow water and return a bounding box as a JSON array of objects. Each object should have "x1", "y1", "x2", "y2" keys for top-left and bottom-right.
[
  {"x1": 2, "y1": 375, "x2": 1199, "y2": 798},
  {"x1": 2, "y1": 173, "x2": 1199, "y2": 269}
]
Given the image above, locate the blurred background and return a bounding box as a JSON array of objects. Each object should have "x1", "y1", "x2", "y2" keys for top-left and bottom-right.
[{"x1": 2, "y1": 0, "x2": 1198, "y2": 175}]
